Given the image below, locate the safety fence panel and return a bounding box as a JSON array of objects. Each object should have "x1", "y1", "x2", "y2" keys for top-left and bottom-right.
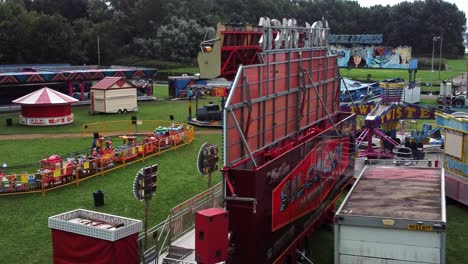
[
  {"x1": 81, "y1": 120, "x2": 183, "y2": 135},
  {"x1": 0, "y1": 123, "x2": 194, "y2": 196},
  {"x1": 137, "y1": 183, "x2": 223, "y2": 261}
]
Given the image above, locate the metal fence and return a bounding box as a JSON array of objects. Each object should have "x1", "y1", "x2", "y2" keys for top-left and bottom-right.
[
  {"x1": 138, "y1": 182, "x2": 223, "y2": 262},
  {"x1": 0, "y1": 122, "x2": 194, "y2": 196},
  {"x1": 81, "y1": 120, "x2": 182, "y2": 135},
  {"x1": 355, "y1": 155, "x2": 443, "y2": 177}
]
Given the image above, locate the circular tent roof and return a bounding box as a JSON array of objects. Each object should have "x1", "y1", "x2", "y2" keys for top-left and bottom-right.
[{"x1": 12, "y1": 87, "x2": 78, "y2": 105}]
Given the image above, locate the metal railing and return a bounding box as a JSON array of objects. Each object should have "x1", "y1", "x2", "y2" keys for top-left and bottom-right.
[
  {"x1": 161, "y1": 257, "x2": 196, "y2": 264},
  {"x1": 0, "y1": 123, "x2": 194, "y2": 196},
  {"x1": 138, "y1": 182, "x2": 223, "y2": 262}
]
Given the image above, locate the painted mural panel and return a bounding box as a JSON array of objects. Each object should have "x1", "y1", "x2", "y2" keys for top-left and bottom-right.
[{"x1": 330, "y1": 45, "x2": 412, "y2": 69}]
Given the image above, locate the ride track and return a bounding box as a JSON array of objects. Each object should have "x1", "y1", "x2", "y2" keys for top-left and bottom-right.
[
  {"x1": 0, "y1": 129, "x2": 221, "y2": 140},
  {"x1": 0, "y1": 121, "x2": 201, "y2": 196}
]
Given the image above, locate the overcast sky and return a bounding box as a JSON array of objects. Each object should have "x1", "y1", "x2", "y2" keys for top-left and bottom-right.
[{"x1": 354, "y1": 0, "x2": 467, "y2": 20}]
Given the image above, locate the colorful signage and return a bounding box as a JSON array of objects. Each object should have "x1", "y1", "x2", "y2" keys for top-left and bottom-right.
[
  {"x1": 341, "y1": 103, "x2": 441, "y2": 122},
  {"x1": 330, "y1": 45, "x2": 412, "y2": 69},
  {"x1": 271, "y1": 138, "x2": 350, "y2": 230},
  {"x1": 445, "y1": 156, "x2": 468, "y2": 177},
  {"x1": 330, "y1": 34, "x2": 383, "y2": 44},
  {"x1": 19, "y1": 114, "x2": 74, "y2": 126}
]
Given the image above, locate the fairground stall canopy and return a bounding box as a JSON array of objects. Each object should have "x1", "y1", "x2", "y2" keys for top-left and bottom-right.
[{"x1": 12, "y1": 87, "x2": 78, "y2": 126}]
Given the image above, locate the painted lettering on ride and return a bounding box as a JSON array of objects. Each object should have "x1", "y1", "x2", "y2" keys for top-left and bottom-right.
[
  {"x1": 342, "y1": 104, "x2": 441, "y2": 122},
  {"x1": 340, "y1": 103, "x2": 375, "y2": 115},
  {"x1": 330, "y1": 34, "x2": 383, "y2": 45},
  {"x1": 279, "y1": 143, "x2": 343, "y2": 212},
  {"x1": 259, "y1": 17, "x2": 329, "y2": 50},
  {"x1": 271, "y1": 138, "x2": 350, "y2": 230},
  {"x1": 267, "y1": 162, "x2": 291, "y2": 184}
]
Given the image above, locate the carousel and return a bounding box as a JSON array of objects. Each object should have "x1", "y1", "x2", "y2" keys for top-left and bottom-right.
[{"x1": 12, "y1": 87, "x2": 78, "y2": 126}]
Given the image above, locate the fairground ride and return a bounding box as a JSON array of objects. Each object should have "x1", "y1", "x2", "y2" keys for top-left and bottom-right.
[
  {"x1": 154, "y1": 17, "x2": 357, "y2": 264},
  {"x1": 341, "y1": 80, "x2": 446, "y2": 159},
  {"x1": 436, "y1": 112, "x2": 468, "y2": 205}
]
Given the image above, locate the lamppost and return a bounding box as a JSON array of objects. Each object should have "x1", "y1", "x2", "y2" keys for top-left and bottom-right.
[
  {"x1": 438, "y1": 33, "x2": 443, "y2": 80},
  {"x1": 430, "y1": 36, "x2": 440, "y2": 87}
]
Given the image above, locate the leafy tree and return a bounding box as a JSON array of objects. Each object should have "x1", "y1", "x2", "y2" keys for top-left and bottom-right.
[
  {"x1": 153, "y1": 16, "x2": 207, "y2": 62},
  {"x1": 87, "y1": 0, "x2": 113, "y2": 23},
  {"x1": 24, "y1": 0, "x2": 89, "y2": 21},
  {"x1": 0, "y1": 0, "x2": 466, "y2": 64}
]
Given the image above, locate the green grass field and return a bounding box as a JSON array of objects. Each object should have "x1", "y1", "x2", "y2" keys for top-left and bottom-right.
[
  {"x1": 0, "y1": 133, "x2": 221, "y2": 264},
  {"x1": 0, "y1": 86, "x2": 218, "y2": 135},
  {"x1": 0, "y1": 62, "x2": 467, "y2": 263}
]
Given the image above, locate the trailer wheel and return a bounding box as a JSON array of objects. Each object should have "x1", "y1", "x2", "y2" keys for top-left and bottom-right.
[
  {"x1": 117, "y1": 109, "x2": 123, "y2": 114},
  {"x1": 123, "y1": 109, "x2": 128, "y2": 113}
]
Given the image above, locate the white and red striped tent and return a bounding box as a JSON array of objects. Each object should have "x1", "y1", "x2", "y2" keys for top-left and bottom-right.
[
  {"x1": 12, "y1": 87, "x2": 78, "y2": 126},
  {"x1": 13, "y1": 87, "x2": 78, "y2": 105}
]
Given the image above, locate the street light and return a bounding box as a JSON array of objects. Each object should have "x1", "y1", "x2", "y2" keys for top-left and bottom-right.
[
  {"x1": 430, "y1": 36, "x2": 440, "y2": 87},
  {"x1": 438, "y1": 33, "x2": 443, "y2": 80}
]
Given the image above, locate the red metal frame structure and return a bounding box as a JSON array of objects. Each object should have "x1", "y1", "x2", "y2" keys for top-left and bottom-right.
[
  {"x1": 220, "y1": 19, "x2": 357, "y2": 264},
  {"x1": 220, "y1": 25, "x2": 263, "y2": 80}
]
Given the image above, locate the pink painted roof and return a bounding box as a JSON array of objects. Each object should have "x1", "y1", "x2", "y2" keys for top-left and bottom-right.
[
  {"x1": 91, "y1": 77, "x2": 132, "y2": 90},
  {"x1": 12, "y1": 87, "x2": 78, "y2": 105}
]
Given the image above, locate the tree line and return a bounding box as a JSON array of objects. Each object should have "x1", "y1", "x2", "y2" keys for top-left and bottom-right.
[{"x1": 0, "y1": 0, "x2": 465, "y2": 66}]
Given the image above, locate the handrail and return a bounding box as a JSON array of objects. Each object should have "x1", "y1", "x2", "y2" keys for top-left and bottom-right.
[{"x1": 138, "y1": 182, "x2": 223, "y2": 262}]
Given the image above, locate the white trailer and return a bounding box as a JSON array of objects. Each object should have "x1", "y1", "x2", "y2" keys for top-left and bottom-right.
[
  {"x1": 90, "y1": 77, "x2": 139, "y2": 114},
  {"x1": 335, "y1": 165, "x2": 446, "y2": 264}
]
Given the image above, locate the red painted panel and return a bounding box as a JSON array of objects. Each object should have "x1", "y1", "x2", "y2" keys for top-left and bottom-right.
[
  {"x1": 225, "y1": 49, "x2": 340, "y2": 165},
  {"x1": 445, "y1": 172, "x2": 468, "y2": 205},
  {"x1": 195, "y1": 208, "x2": 229, "y2": 264},
  {"x1": 271, "y1": 137, "x2": 350, "y2": 230}
]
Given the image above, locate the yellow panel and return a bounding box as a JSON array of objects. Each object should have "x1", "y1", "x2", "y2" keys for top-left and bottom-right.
[
  {"x1": 83, "y1": 162, "x2": 89, "y2": 169},
  {"x1": 20, "y1": 174, "x2": 28, "y2": 184},
  {"x1": 132, "y1": 147, "x2": 136, "y2": 154}
]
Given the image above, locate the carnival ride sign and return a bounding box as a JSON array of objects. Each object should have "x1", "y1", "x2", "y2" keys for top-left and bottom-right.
[
  {"x1": 19, "y1": 114, "x2": 74, "y2": 126},
  {"x1": 330, "y1": 34, "x2": 383, "y2": 44},
  {"x1": 330, "y1": 45, "x2": 412, "y2": 69},
  {"x1": 340, "y1": 103, "x2": 441, "y2": 123},
  {"x1": 271, "y1": 138, "x2": 350, "y2": 230}
]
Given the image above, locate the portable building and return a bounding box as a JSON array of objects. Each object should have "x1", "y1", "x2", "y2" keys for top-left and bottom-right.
[{"x1": 90, "y1": 77, "x2": 138, "y2": 114}]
